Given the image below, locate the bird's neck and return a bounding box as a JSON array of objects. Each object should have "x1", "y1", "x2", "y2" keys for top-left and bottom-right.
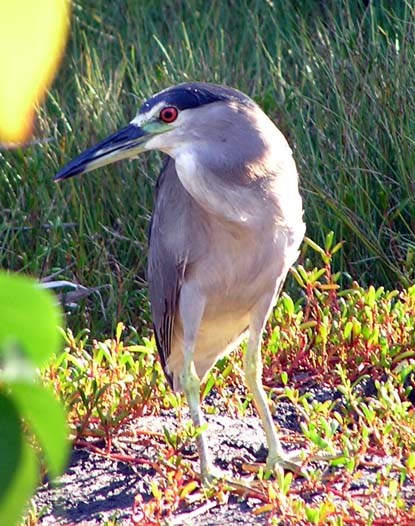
[
  {"x1": 173, "y1": 148, "x2": 303, "y2": 231},
  {"x1": 174, "y1": 150, "x2": 262, "y2": 225}
]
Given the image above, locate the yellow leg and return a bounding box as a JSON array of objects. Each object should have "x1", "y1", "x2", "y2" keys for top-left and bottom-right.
[
  {"x1": 179, "y1": 287, "x2": 221, "y2": 484},
  {"x1": 180, "y1": 354, "x2": 218, "y2": 483},
  {"x1": 244, "y1": 303, "x2": 306, "y2": 475}
]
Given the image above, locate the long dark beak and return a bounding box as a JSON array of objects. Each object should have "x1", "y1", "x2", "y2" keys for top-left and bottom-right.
[{"x1": 54, "y1": 124, "x2": 149, "y2": 181}]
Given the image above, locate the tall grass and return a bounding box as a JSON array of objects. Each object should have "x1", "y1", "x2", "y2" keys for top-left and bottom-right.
[{"x1": 1, "y1": 0, "x2": 414, "y2": 334}]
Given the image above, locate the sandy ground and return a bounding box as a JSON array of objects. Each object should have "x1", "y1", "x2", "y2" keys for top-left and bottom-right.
[
  {"x1": 33, "y1": 403, "x2": 302, "y2": 525},
  {"x1": 32, "y1": 385, "x2": 415, "y2": 525}
]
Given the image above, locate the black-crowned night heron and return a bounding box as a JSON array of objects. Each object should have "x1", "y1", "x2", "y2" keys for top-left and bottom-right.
[{"x1": 55, "y1": 82, "x2": 306, "y2": 484}]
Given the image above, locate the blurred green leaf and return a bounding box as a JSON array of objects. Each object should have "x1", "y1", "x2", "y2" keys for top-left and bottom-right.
[
  {"x1": 0, "y1": 273, "x2": 67, "y2": 524},
  {"x1": 0, "y1": 272, "x2": 61, "y2": 366},
  {"x1": 10, "y1": 382, "x2": 69, "y2": 479},
  {"x1": 0, "y1": 393, "x2": 22, "y2": 501},
  {"x1": 0, "y1": 441, "x2": 38, "y2": 526}
]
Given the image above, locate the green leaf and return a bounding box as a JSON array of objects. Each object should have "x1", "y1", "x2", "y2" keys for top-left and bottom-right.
[
  {"x1": 330, "y1": 455, "x2": 350, "y2": 467},
  {"x1": 0, "y1": 272, "x2": 61, "y2": 367},
  {"x1": 0, "y1": 440, "x2": 38, "y2": 526},
  {"x1": 406, "y1": 452, "x2": 415, "y2": 470},
  {"x1": 201, "y1": 374, "x2": 215, "y2": 399},
  {"x1": 10, "y1": 382, "x2": 70, "y2": 479},
  {"x1": 305, "y1": 506, "x2": 320, "y2": 523},
  {"x1": 343, "y1": 321, "x2": 354, "y2": 340},
  {"x1": 0, "y1": 393, "x2": 22, "y2": 501},
  {"x1": 304, "y1": 237, "x2": 325, "y2": 255},
  {"x1": 282, "y1": 294, "x2": 295, "y2": 315},
  {"x1": 324, "y1": 231, "x2": 335, "y2": 251}
]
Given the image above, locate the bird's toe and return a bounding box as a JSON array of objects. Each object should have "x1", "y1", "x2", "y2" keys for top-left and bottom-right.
[{"x1": 265, "y1": 448, "x2": 309, "y2": 477}]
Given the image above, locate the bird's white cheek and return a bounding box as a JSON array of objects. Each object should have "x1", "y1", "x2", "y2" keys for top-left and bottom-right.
[
  {"x1": 144, "y1": 134, "x2": 168, "y2": 152},
  {"x1": 144, "y1": 130, "x2": 184, "y2": 156},
  {"x1": 175, "y1": 150, "x2": 200, "y2": 188}
]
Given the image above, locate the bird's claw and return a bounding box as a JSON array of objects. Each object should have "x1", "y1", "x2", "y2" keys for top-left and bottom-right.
[
  {"x1": 265, "y1": 449, "x2": 345, "y2": 478},
  {"x1": 199, "y1": 467, "x2": 268, "y2": 496},
  {"x1": 266, "y1": 449, "x2": 309, "y2": 478},
  {"x1": 199, "y1": 466, "x2": 227, "y2": 487},
  {"x1": 199, "y1": 449, "x2": 341, "y2": 488}
]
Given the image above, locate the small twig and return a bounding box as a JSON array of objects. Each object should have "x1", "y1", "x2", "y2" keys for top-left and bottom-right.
[
  {"x1": 3, "y1": 222, "x2": 78, "y2": 231},
  {"x1": 167, "y1": 500, "x2": 218, "y2": 525},
  {"x1": 74, "y1": 439, "x2": 154, "y2": 467}
]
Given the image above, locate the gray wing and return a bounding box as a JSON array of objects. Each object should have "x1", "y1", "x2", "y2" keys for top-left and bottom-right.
[{"x1": 147, "y1": 157, "x2": 193, "y2": 387}]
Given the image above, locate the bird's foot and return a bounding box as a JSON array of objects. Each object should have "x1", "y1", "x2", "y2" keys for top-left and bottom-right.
[
  {"x1": 198, "y1": 465, "x2": 263, "y2": 494},
  {"x1": 262, "y1": 448, "x2": 343, "y2": 478},
  {"x1": 229, "y1": 449, "x2": 309, "y2": 479},
  {"x1": 198, "y1": 449, "x2": 343, "y2": 489},
  {"x1": 198, "y1": 465, "x2": 227, "y2": 487},
  {"x1": 266, "y1": 448, "x2": 309, "y2": 477}
]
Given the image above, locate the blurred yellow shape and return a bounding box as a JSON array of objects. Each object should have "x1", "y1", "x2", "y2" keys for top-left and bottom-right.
[{"x1": 0, "y1": 0, "x2": 70, "y2": 144}]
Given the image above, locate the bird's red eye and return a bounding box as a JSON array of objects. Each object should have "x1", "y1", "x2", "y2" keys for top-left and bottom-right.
[{"x1": 159, "y1": 107, "x2": 178, "y2": 123}]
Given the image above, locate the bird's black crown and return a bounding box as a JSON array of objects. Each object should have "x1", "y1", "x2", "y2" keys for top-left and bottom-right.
[{"x1": 139, "y1": 82, "x2": 254, "y2": 114}]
